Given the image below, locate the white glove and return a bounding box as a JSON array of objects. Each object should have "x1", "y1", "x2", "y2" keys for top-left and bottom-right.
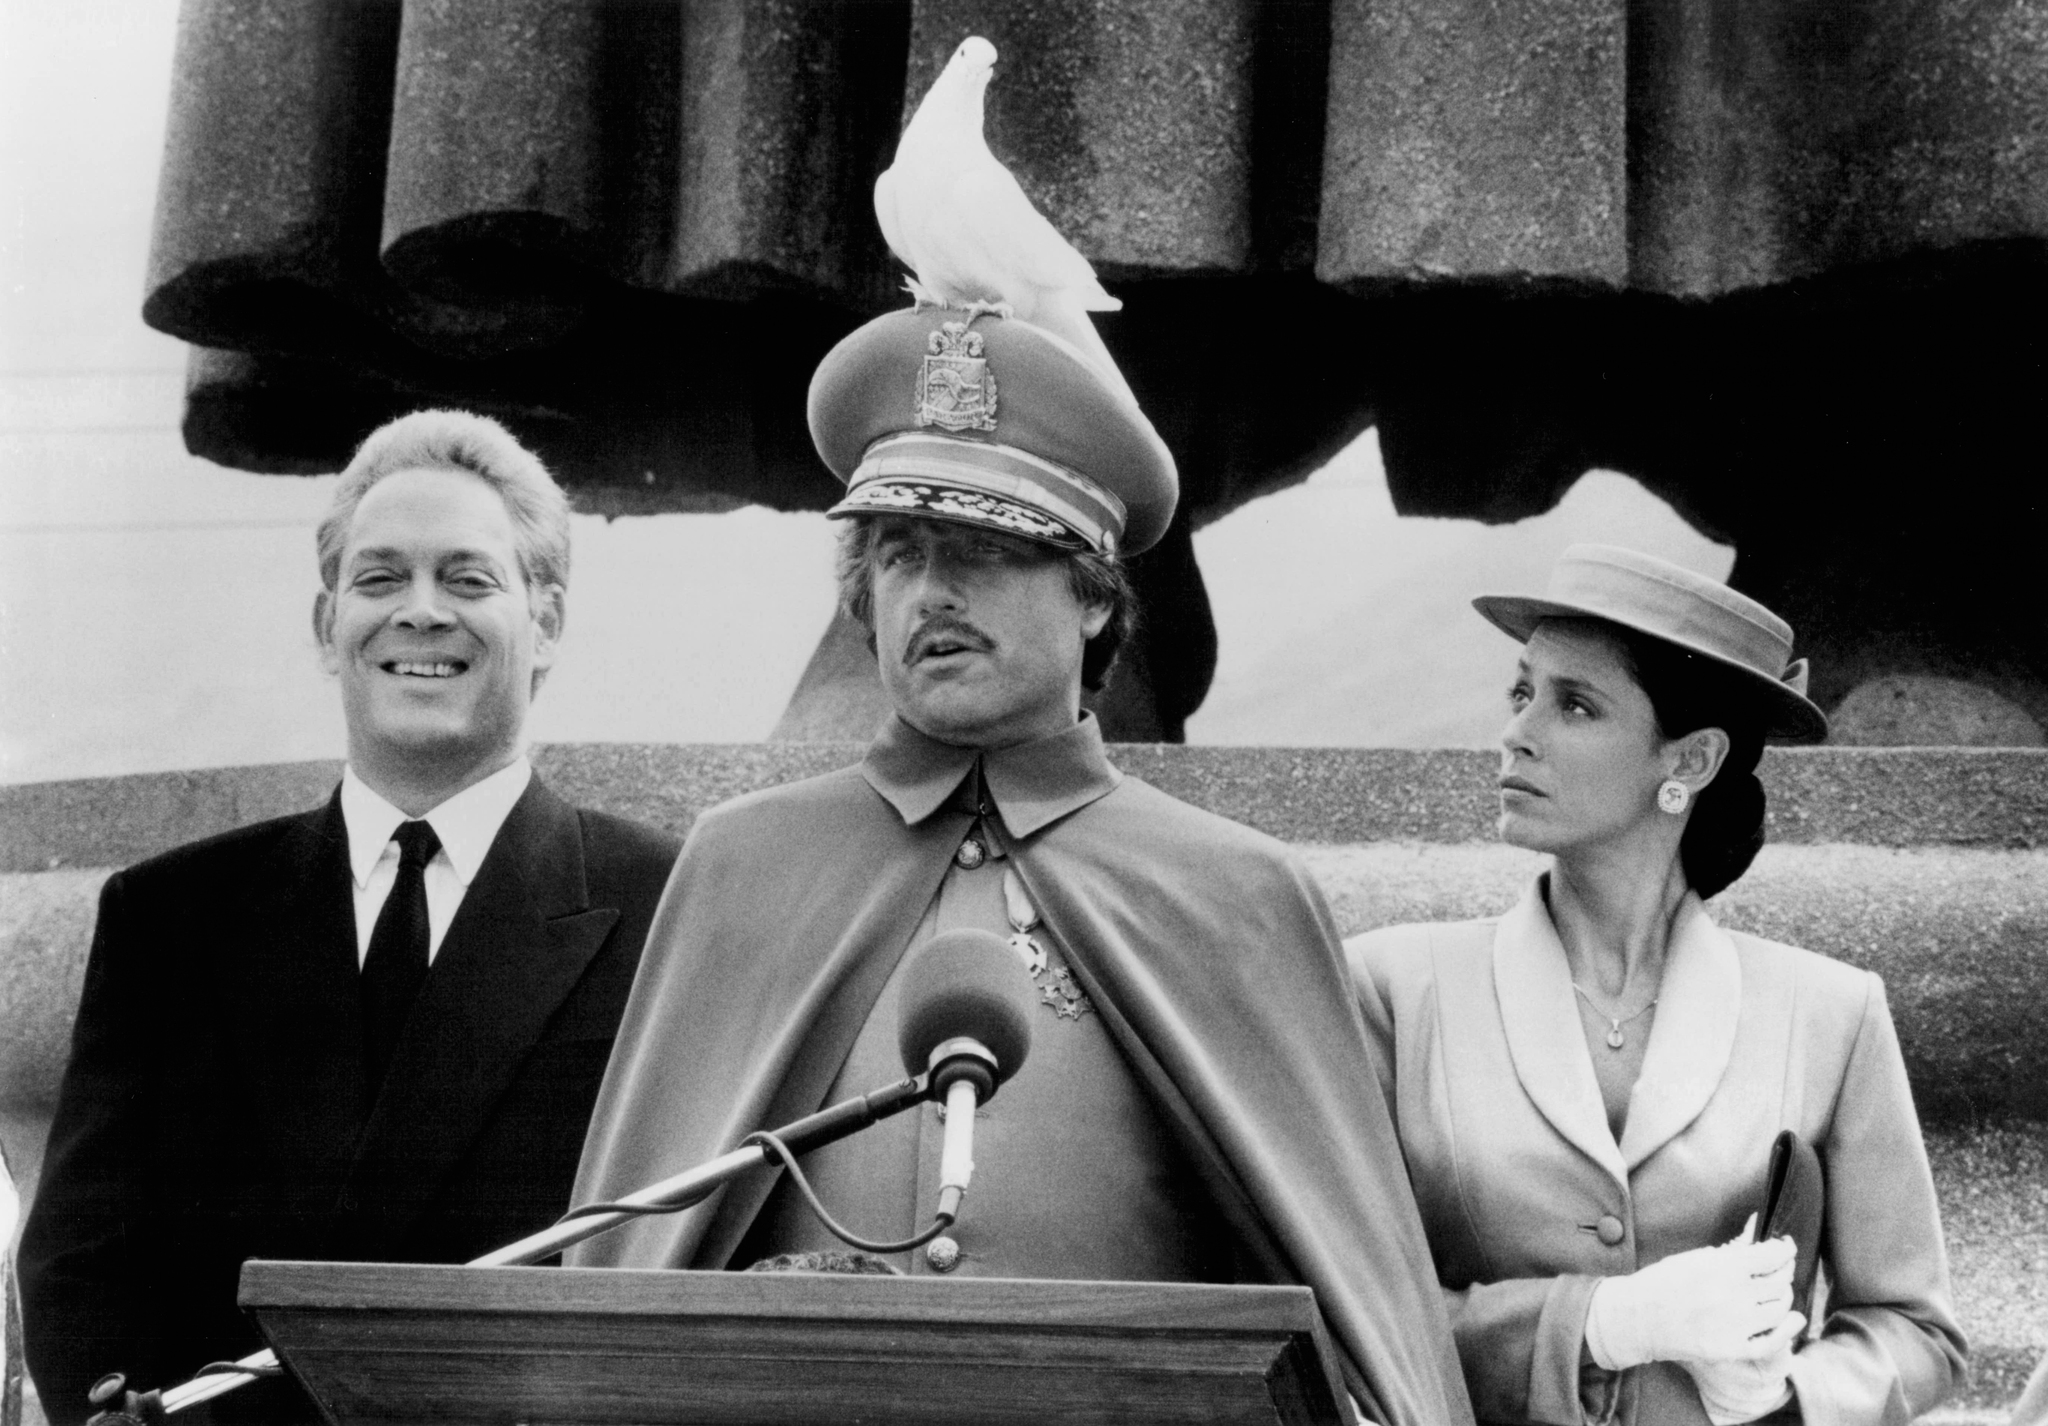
[
  {"x1": 1681, "y1": 1313, "x2": 1803, "y2": 1424},
  {"x1": 1585, "y1": 1217, "x2": 1797, "y2": 1370}
]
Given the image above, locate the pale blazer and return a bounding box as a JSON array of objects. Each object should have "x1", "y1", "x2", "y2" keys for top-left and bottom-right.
[
  {"x1": 2012, "y1": 1351, "x2": 2048, "y2": 1426},
  {"x1": 1346, "y1": 880, "x2": 1966, "y2": 1426}
]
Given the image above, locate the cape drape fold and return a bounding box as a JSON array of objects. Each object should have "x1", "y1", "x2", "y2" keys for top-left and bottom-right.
[{"x1": 569, "y1": 763, "x2": 1473, "y2": 1425}]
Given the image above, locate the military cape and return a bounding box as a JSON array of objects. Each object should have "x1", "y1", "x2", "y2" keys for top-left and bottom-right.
[{"x1": 569, "y1": 729, "x2": 1473, "y2": 1426}]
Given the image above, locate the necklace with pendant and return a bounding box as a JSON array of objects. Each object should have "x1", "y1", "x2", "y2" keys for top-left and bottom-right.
[{"x1": 1570, "y1": 982, "x2": 1658, "y2": 1050}]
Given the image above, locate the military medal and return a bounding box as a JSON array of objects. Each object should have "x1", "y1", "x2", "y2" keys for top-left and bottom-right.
[
  {"x1": 1004, "y1": 869, "x2": 1092, "y2": 1019},
  {"x1": 1041, "y1": 967, "x2": 1092, "y2": 1021},
  {"x1": 1002, "y1": 867, "x2": 1048, "y2": 977},
  {"x1": 1008, "y1": 932, "x2": 1047, "y2": 977}
]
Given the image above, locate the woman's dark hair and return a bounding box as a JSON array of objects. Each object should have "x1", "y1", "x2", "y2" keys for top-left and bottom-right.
[
  {"x1": 834, "y1": 517, "x2": 1138, "y2": 693},
  {"x1": 1598, "y1": 621, "x2": 1772, "y2": 898}
]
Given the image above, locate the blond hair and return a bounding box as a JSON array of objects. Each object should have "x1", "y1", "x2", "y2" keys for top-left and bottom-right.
[{"x1": 316, "y1": 409, "x2": 570, "y2": 594}]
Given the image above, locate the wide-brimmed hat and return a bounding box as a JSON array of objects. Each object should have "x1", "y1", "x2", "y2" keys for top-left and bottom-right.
[
  {"x1": 808, "y1": 306, "x2": 1177, "y2": 556},
  {"x1": 1473, "y1": 544, "x2": 1828, "y2": 742}
]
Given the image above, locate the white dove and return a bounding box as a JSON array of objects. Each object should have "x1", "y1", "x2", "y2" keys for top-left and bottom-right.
[{"x1": 874, "y1": 35, "x2": 1137, "y2": 406}]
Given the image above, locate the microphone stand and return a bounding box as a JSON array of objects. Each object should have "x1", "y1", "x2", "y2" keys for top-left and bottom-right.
[{"x1": 151, "y1": 1072, "x2": 933, "y2": 1417}]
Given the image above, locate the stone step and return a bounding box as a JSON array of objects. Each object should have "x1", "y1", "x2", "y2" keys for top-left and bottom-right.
[{"x1": 6, "y1": 744, "x2": 2048, "y2": 876}]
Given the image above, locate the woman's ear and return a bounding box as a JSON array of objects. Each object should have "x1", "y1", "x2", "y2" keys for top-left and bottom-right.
[{"x1": 1669, "y1": 725, "x2": 1732, "y2": 793}]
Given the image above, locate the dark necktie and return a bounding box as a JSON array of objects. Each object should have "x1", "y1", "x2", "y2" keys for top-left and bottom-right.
[{"x1": 360, "y1": 819, "x2": 441, "y2": 1101}]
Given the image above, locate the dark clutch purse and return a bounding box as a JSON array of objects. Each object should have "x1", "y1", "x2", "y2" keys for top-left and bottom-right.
[{"x1": 1756, "y1": 1129, "x2": 1825, "y2": 1320}]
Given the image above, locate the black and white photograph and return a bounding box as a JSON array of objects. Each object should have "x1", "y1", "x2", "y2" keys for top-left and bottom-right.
[{"x1": 1, "y1": 4, "x2": 2043, "y2": 1424}]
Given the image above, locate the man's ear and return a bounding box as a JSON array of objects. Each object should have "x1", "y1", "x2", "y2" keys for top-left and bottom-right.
[
  {"x1": 1668, "y1": 725, "x2": 1732, "y2": 794},
  {"x1": 1079, "y1": 600, "x2": 1112, "y2": 641},
  {"x1": 528, "y1": 582, "x2": 567, "y2": 693},
  {"x1": 313, "y1": 590, "x2": 339, "y2": 675}
]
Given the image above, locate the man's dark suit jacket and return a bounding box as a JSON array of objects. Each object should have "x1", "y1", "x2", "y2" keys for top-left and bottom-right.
[{"x1": 18, "y1": 775, "x2": 679, "y2": 1425}]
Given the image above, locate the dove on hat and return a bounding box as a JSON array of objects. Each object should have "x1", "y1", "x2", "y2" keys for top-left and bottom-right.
[{"x1": 874, "y1": 36, "x2": 1138, "y2": 408}]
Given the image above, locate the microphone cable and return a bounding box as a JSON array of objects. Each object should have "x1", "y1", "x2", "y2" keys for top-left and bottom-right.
[
  {"x1": 554, "y1": 1186, "x2": 717, "y2": 1223},
  {"x1": 548, "y1": 1131, "x2": 957, "y2": 1255},
  {"x1": 742, "y1": 1129, "x2": 956, "y2": 1254},
  {"x1": 548, "y1": 927, "x2": 1030, "y2": 1249}
]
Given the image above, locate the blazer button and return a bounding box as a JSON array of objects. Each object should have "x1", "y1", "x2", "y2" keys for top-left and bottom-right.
[
  {"x1": 925, "y1": 1236, "x2": 962, "y2": 1272},
  {"x1": 954, "y1": 838, "x2": 987, "y2": 870},
  {"x1": 1595, "y1": 1215, "x2": 1626, "y2": 1246}
]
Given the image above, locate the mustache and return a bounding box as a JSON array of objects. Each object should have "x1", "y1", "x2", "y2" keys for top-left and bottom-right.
[{"x1": 903, "y1": 615, "x2": 994, "y2": 664}]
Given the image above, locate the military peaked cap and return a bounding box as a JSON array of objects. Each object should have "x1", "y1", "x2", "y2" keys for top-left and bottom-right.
[{"x1": 809, "y1": 307, "x2": 1177, "y2": 556}]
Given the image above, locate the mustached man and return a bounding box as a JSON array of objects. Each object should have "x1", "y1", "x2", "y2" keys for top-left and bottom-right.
[{"x1": 568, "y1": 310, "x2": 1475, "y2": 1426}]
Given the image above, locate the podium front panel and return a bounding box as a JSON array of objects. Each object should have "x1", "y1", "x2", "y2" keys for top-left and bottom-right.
[{"x1": 240, "y1": 1262, "x2": 1349, "y2": 1426}]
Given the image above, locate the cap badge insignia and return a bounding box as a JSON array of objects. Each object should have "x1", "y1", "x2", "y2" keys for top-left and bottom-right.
[{"x1": 915, "y1": 322, "x2": 998, "y2": 433}]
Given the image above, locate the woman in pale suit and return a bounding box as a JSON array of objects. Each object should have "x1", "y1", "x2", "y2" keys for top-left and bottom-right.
[{"x1": 1348, "y1": 545, "x2": 1965, "y2": 1426}]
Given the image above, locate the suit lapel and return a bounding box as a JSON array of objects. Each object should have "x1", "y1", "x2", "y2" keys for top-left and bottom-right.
[
  {"x1": 229, "y1": 793, "x2": 367, "y2": 1207},
  {"x1": 1619, "y1": 895, "x2": 1740, "y2": 1169},
  {"x1": 342, "y1": 778, "x2": 616, "y2": 1246},
  {"x1": 1491, "y1": 881, "x2": 1631, "y2": 1191}
]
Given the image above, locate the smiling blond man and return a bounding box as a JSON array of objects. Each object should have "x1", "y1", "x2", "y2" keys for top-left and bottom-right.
[
  {"x1": 20, "y1": 411, "x2": 679, "y2": 1425},
  {"x1": 570, "y1": 310, "x2": 1474, "y2": 1426}
]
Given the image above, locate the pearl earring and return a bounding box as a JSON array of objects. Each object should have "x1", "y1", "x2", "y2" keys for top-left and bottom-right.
[{"x1": 1657, "y1": 779, "x2": 1691, "y2": 815}]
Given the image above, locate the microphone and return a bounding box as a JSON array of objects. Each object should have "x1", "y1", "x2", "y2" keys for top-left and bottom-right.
[
  {"x1": 896, "y1": 928, "x2": 1034, "y2": 1222},
  {"x1": 154, "y1": 928, "x2": 1040, "y2": 1417}
]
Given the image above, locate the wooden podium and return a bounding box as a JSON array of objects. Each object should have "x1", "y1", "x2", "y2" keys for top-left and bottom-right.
[{"x1": 240, "y1": 1260, "x2": 1349, "y2": 1425}]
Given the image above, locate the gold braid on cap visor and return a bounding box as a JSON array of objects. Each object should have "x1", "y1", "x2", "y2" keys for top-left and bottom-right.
[{"x1": 832, "y1": 432, "x2": 1129, "y2": 555}]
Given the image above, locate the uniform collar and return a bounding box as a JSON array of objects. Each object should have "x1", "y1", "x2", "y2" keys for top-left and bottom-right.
[
  {"x1": 861, "y1": 713, "x2": 1121, "y2": 838},
  {"x1": 339, "y1": 756, "x2": 534, "y2": 890}
]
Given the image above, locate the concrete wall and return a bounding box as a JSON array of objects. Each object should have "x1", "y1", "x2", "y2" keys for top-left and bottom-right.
[{"x1": 3, "y1": 744, "x2": 2044, "y2": 1415}]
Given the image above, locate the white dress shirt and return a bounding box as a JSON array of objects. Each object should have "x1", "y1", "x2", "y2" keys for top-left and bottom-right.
[{"x1": 339, "y1": 757, "x2": 533, "y2": 966}]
